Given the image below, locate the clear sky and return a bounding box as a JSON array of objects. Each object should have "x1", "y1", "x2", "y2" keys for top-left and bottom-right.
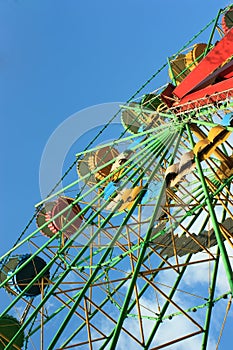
[{"x1": 0, "y1": 1, "x2": 232, "y2": 348}]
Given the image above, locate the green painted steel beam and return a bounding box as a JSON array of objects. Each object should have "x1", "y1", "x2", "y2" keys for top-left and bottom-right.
[
  {"x1": 99, "y1": 132, "x2": 182, "y2": 350},
  {"x1": 204, "y1": 9, "x2": 222, "y2": 56},
  {"x1": 201, "y1": 249, "x2": 220, "y2": 349},
  {"x1": 75, "y1": 123, "x2": 170, "y2": 157},
  {"x1": 167, "y1": 57, "x2": 177, "y2": 86},
  {"x1": 47, "y1": 194, "x2": 148, "y2": 349},
  {"x1": 186, "y1": 124, "x2": 233, "y2": 293},
  {"x1": 202, "y1": 183, "x2": 233, "y2": 348},
  {"x1": 60, "y1": 255, "x2": 167, "y2": 349},
  {"x1": 190, "y1": 119, "x2": 233, "y2": 131},
  {"x1": 144, "y1": 254, "x2": 193, "y2": 349}
]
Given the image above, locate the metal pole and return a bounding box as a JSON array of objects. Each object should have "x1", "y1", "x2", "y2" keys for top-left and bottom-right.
[{"x1": 186, "y1": 124, "x2": 233, "y2": 293}]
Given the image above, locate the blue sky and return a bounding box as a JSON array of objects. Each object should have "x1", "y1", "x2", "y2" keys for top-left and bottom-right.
[{"x1": 0, "y1": 1, "x2": 232, "y2": 348}]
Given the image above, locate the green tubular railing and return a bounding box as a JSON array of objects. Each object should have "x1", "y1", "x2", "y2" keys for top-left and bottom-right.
[{"x1": 186, "y1": 124, "x2": 233, "y2": 293}]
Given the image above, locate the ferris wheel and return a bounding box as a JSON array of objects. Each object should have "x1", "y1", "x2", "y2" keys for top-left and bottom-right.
[{"x1": 1, "y1": 5, "x2": 233, "y2": 350}]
